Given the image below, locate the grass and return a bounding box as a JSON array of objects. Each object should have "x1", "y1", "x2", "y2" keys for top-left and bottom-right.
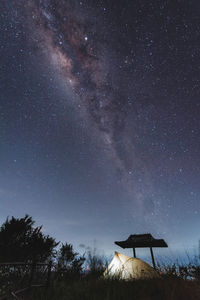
[
  {"x1": 1, "y1": 254, "x2": 200, "y2": 300},
  {"x1": 28, "y1": 276, "x2": 200, "y2": 300}
]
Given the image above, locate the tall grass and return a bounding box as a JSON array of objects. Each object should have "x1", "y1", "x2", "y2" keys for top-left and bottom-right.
[
  {"x1": 29, "y1": 276, "x2": 200, "y2": 300},
  {"x1": 1, "y1": 252, "x2": 200, "y2": 300},
  {"x1": 28, "y1": 253, "x2": 200, "y2": 300}
]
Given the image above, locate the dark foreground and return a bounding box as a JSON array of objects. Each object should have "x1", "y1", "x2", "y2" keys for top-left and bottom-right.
[{"x1": 26, "y1": 277, "x2": 200, "y2": 300}]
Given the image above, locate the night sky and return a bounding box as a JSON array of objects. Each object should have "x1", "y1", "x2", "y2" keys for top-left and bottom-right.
[{"x1": 1, "y1": 0, "x2": 200, "y2": 258}]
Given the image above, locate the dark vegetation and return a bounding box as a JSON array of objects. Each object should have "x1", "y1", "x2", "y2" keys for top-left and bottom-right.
[
  {"x1": 29, "y1": 277, "x2": 200, "y2": 300},
  {"x1": 0, "y1": 215, "x2": 58, "y2": 263},
  {"x1": 0, "y1": 215, "x2": 200, "y2": 300}
]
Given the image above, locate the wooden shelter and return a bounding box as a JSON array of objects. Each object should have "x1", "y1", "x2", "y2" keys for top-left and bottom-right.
[{"x1": 115, "y1": 233, "x2": 168, "y2": 269}]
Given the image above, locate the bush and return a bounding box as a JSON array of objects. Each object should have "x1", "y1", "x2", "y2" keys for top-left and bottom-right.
[{"x1": 56, "y1": 242, "x2": 85, "y2": 278}]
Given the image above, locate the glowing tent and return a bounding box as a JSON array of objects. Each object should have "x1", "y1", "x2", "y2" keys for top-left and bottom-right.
[{"x1": 104, "y1": 251, "x2": 159, "y2": 280}]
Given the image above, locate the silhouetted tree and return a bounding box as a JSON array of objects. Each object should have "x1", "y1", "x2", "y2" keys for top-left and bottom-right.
[
  {"x1": 0, "y1": 215, "x2": 58, "y2": 262},
  {"x1": 57, "y1": 242, "x2": 85, "y2": 274}
]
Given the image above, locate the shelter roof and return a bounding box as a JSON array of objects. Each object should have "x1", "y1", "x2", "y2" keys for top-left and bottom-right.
[{"x1": 115, "y1": 233, "x2": 168, "y2": 248}]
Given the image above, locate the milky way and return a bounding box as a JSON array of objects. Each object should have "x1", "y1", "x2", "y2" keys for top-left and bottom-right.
[{"x1": 24, "y1": 0, "x2": 155, "y2": 215}]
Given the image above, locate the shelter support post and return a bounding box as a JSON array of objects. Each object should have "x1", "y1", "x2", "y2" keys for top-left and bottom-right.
[
  {"x1": 150, "y1": 247, "x2": 156, "y2": 269},
  {"x1": 133, "y1": 247, "x2": 136, "y2": 258}
]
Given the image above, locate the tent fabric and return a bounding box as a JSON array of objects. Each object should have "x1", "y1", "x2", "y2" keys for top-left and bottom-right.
[{"x1": 104, "y1": 251, "x2": 159, "y2": 280}]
